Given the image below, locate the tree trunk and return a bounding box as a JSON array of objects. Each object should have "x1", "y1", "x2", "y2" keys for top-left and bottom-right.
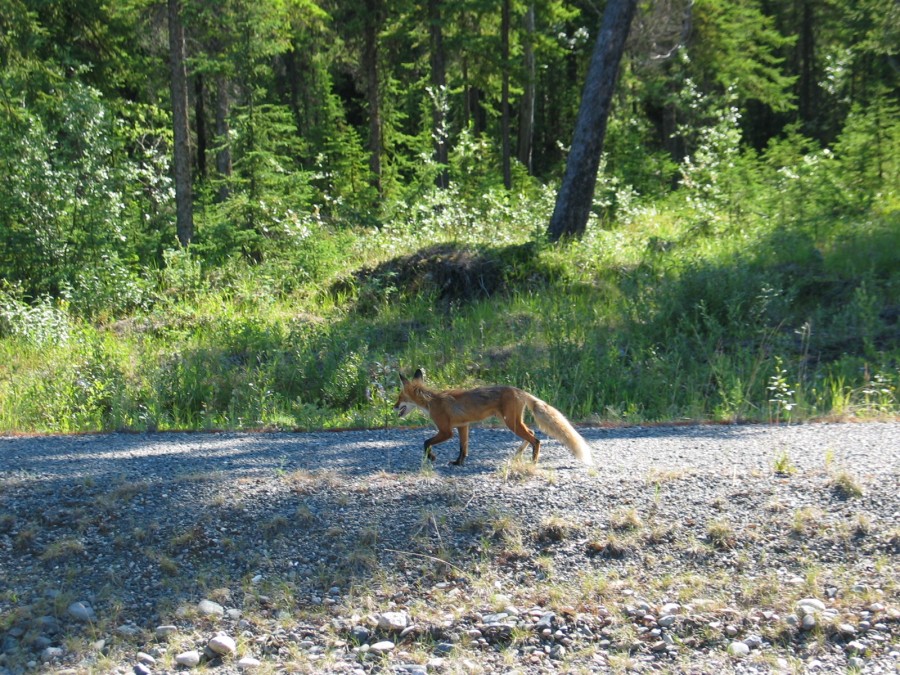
[
  {"x1": 364, "y1": 0, "x2": 382, "y2": 197},
  {"x1": 195, "y1": 74, "x2": 206, "y2": 179},
  {"x1": 517, "y1": 2, "x2": 535, "y2": 173},
  {"x1": 501, "y1": 0, "x2": 511, "y2": 190},
  {"x1": 547, "y1": 0, "x2": 637, "y2": 242},
  {"x1": 429, "y1": 0, "x2": 449, "y2": 188},
  {"x1": 284, "y1": 46, "x2": 303, "y2": 133},
  {"x1": 796, "y1": 0, "x2": 818, "y2": 137},
  {"x1": 167, "y1": 0, "x2": 193, "y2": 247},
  {"x1": 214, "y1": 73, "x2": 232, "y2": 203}
]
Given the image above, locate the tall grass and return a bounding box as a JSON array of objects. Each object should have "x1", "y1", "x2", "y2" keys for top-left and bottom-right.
[
  {"x1": 1, "y1": 113, "x2": 897, "y2": 433},
  {"x1": 0, "y1": 206, "x2": 896, "y2": 434}
]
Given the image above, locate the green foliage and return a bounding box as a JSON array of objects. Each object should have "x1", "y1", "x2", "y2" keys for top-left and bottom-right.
[
  {"x1": 0, "y1": 287, "x2": 71, "y2": 346},
  {"x1": 0, "y1": 0, "x2": 897, "y2": 434},
  {"x1": 0, "y1": 79, "x2": 143, "y2": 301},
  {"x1": 690, "y1": 0, "x2": 796, "y2": 111}
]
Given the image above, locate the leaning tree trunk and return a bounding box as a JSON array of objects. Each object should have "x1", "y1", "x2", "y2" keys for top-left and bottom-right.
[
  {"x1": 547, "y1": 0, "x2": 637, "y2": 241},
  {"x1": 167, "y1": 0, "x2": 193, "y2": 247}
]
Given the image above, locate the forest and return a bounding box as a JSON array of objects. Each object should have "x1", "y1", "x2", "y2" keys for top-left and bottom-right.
[{"x1": 0, "y1": 0, "x2": 897, "y2": 432}]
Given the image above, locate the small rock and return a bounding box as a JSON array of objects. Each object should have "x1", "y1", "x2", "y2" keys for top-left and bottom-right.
[
  {"x1": 658, "y1": 615, "x2": 677, "y2": 628},
  {"x1": 837, "y1": 623, "x2": 857, "y2": 636},
  {"x1": 175, "y1": 650, "x2": 201, "y2": 667},
  {"x1": 208, "y1": 634, "x2": 236, "y2": 656},
  {"x1": 534, "y1": 612, "x2": 555, "y2": 631},
  {"x1": 2, "y1": 635, "x2": 19, "y2": 655},
  {"x1": 41, "y1": 647, "x2": 65, "y2": 662},
  {"x1": 727, "y1": 642, "x2": 750, "y2": 658},
  {"x1": 743, "y1": 635, "x2": 764, "y2": 649},
  {"x1": 67, "y1": 602, "x2": 96, "y2": 622},
  {"x1": 796, "y1": 598, "x2": 826, "y2": 614},
  {"x1": 376, "y1": 611, "x2": 409, "y2": 632},
  {"x1": 369, "y1": 640, "x2": 395, "y2": 654},
  {"x1": 659, "y1": 603, "x2": 680, "y2": 616},
  {"x1": 36, "y1": 616, "x2": 60, "y2": 634},
  {"x1": 155, "y1": 625, "x2": 178, "y2": 638},
  {"x1": 846, "y1": 640, "x2": 868, "y2": 654},
  {"x1": 395, "y1": 666, "x2": 427, "y2": 675},
  {"x1": 801, "y1": 613, "x2": 817, "y2": 631},
  {"x1": 549, "y1": 645, "x2": 566, "y2": 660},
  {"x1": 198, "y1": 600, "x2": 225, "y2": 617},
  {"x1": 400, "y1": 625, "x2": 419, "y2": 639},
  {"x1": 350, "y1": 626, "x2": 370, "y2": 643},
  {"x1": 481, "y1": 613, "x2": 509, "y2": 624},
  {"x1": 237, "y1": 656, "x2": 261, "y2": 670},
  {"x1": 133, "y1": 664, "x2": 152, "y2": 675},
  {"x1": 136, "y1": 652, "x2": 156, "y2": 665}
]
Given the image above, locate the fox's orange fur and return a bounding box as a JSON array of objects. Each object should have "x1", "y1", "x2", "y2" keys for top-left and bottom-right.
[{"x1": 393, "y1": 369, "x2": 592, "y2": 466}]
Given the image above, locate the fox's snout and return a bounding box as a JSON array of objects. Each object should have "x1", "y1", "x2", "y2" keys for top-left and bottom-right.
[{"x1": 394, "y1": 401, "x2": 411, "y2": 417}]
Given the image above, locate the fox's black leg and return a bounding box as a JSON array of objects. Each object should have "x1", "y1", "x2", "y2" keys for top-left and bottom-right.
[
  {"x1": 423, "y1": 441, "x2": 436, "y2": 462},
  {"x1": 423, "y1": 429, "x2": 452, "y2": 462}
]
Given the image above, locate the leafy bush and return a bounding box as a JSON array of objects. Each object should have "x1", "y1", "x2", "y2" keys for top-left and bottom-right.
[
  {"x1": 0, "y1": 81, "x2": 138, "y2": 298},
  {"x1": 0, "y1": 289, "x2": 71, "y2": 346}
]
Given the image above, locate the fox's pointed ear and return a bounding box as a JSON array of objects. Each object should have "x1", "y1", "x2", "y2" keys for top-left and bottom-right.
[
  {"x1": 413, "y1": 368, "x2": 425, "y2": 381},
  {"x1": 399, "y1": 372, "x2": 408, "y2": 384}
]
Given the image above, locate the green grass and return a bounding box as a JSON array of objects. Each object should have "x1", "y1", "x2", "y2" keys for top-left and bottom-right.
[{"x1": 0, "y1": 193, "x2": 897, "y2": 434}]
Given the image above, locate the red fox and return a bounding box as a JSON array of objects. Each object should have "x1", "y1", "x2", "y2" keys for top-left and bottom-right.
[{"x1": 393, "y1": 369, "x2": 592, "y2": 466}]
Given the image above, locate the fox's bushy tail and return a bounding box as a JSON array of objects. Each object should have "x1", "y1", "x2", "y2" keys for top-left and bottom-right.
[{"x1": 527, "y1": 397, "x2": 593, "y2": 465}]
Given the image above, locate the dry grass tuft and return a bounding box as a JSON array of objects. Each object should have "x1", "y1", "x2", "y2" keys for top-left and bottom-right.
[
  {"x1": 609, "y1": 507, "x2": 643, "y2": 532},
  {"x1": 586, "y1": 532, "x2": 636, "y2": 559},
  {"x1": 705, "y1": 518, "x2": 736, "y2": 550},
  {"x1": 40, "y1": 537, "x2": 85, "y2": 561},
  {"x1": 538, "y1": 515, "x2": 577, "y2": 542},
  {"x1": 829, "y1": 470, "x2": 863, "y2": 499}
]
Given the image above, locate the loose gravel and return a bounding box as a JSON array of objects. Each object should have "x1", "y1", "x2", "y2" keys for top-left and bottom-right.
[{"x1": 0, "y1": 422, "x2": 898, "y2": 674}]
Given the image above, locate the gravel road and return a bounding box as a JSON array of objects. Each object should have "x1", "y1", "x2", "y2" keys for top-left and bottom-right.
[{"x1": 0, "y1": 422, "x2": 898, "y2": 674}]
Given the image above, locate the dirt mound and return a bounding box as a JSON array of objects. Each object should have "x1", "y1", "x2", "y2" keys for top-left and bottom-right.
[{"x1": 337, "y1": 241, "x2": 560, "y2": 311}]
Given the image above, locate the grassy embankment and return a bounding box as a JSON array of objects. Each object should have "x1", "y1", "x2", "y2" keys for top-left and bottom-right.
[{"x1": 0, "y1": 186, "x2": 897, "y2": 434}]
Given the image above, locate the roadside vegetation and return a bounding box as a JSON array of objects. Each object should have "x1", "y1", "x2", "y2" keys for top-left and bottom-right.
[
  {"x1": 1, "y1": 102, "x2": 897, "y2": 433},
  {"x1": 1, "y1": 0, "x2": 898, "y2": 434}
]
